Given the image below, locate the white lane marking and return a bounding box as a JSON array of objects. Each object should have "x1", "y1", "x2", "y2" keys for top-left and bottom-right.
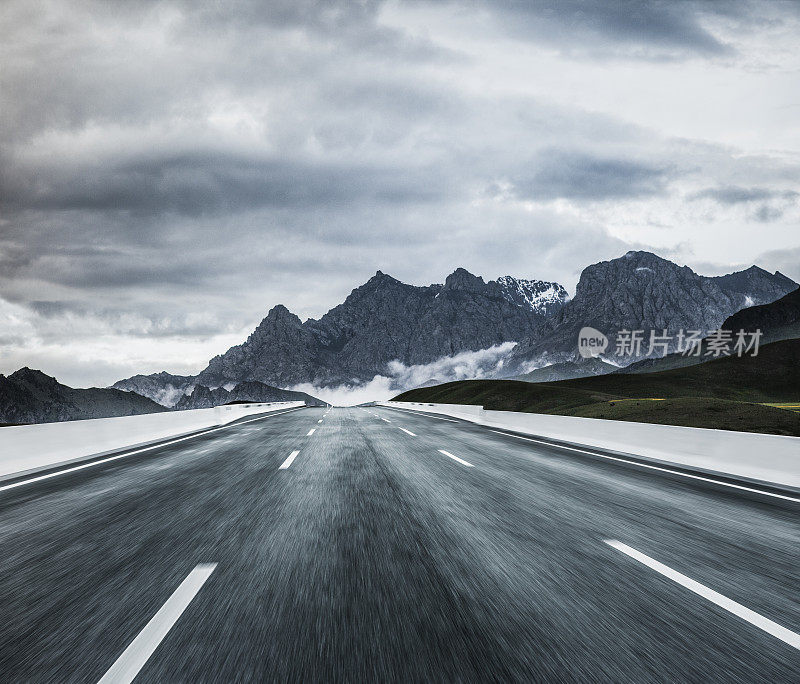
[
  {"x1": 605, "y1": 540, "x2": 800, "y2": 651},
  {"x1": 0, "y1": 407, "x2": 306, "y2": 495},
  {"x1": 380, "y1": 418, "x2": 391, "y2": 423},
  {"x1": 398, "y1": 427, "x2": 417, "y2": 437},
  {"x1": 98, "y1": 564, "x2": 217, "y2": 684},
  {"x1": 488, "y1": 430, "x2": 800, "y2": 504},
  {"x1": 307, "y1": 428, "x2": 316, "y2": 436},
  {"x1": 381, "y1": 406, "x2": 458, "y2": 423},
  {"x1": 279, "y1": 450, "x2": 300, "y2": 469},
  {"x1": 438, "y1": 449, "x2": 474, "y2": 467}
]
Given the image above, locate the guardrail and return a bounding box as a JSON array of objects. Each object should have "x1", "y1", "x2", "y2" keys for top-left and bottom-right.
[
  {"x1": 381, "y1": 401, "x2": 800, "y2": 492},
  {"x1": 0, "y1": 402, "x2": 305, "y2": 483}
]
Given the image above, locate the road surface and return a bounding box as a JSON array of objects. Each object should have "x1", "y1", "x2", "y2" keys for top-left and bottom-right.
[{"x1": 0, "y1": 405, "x2": 797, "y2": 682}]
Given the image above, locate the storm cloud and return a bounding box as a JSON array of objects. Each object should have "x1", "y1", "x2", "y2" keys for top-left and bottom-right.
[
  {"x1": 477, "y1": 0, "x2": 737, "y2": 57},
  {"x1": 1, "y1": 0, "x2": 799, "y2": 387},
  {"x1": 690, "y1": 186, "x2": 799, "y2": 204},
  {"x1": 509, "y1": 150, "x2": 670, "y2": 201}
]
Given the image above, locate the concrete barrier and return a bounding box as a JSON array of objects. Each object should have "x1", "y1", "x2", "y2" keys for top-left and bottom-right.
[
  {"x1": 0, "y1": 402, "x2": 305, "y2": 482},
  {"x1": 381, "y1": 401, "x2": 800, "y2": 492}
]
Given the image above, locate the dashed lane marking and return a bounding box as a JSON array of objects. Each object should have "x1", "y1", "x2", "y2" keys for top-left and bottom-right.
[
  {"x1": 438, "y1": 450, "x2": 474, "y2": 467},
  {"x1": 98, "y1": 564, "x2": 217, "y2": 684},
  {"x1": 605, "y1": 540, "x2": 800, "y2": 651},
  {"x1": 279, "y1": 450, "x2": 300, "y2": 469}
]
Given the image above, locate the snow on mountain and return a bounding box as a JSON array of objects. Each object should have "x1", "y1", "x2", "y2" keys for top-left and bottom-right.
[{"x1": 496, "y1": 276, "x2": 570, "y2": 318}]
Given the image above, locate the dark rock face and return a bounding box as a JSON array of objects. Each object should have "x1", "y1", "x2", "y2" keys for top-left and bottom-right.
[
  {"x1": 711, "y1": 267, "x2": 797, "y2": 312},
  {"x1": 194, "y1": 269, "x2": 561, "y2": 388},
  {"x1": 174, "y1": 381, "x2": 324, "y2": 410},
  {"x1": 0, "y1": 368, "x2": 167, "y2": 425},
  {"x1": 616, "y1": 286, "x2": 800, "y2": 376},
  {"x1": 505, "y1": 251, "x2": 797, "y2": 373},
  {"x1": 198, "y1": 304, "x2": 320, "y2": 389},
  {"x1": 112, "y1": 371, "x2": 196, "y2": 406},
  {"x1": 173, "y1": 385, "x2": 228, "y2": 409}
]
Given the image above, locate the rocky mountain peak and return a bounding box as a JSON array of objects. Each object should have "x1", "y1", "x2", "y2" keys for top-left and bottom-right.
[
  {"x1": 263, "y1": 304, "x2": 301, "y2": 323},
  {"x1": 496, "y1": 276, "x2": 570, "y2": 317},
  {"x1": 444, "y1": 268, "x2": 486, "y2": 291},
  {"x1": 8, "y1": 367, "x2": 59, "y2": 387},
  {"x1": 505, "y1": 251, "x2": 797, "y2": 374},
  {"x1": 621, "y1": 250, "x2": 667, "y2": 263},
  {"x1": 363, "y1": 270, "x2": 400, "y2": 286}
]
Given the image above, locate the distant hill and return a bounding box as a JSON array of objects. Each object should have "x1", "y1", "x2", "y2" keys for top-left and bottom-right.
[
  {"x1": 621, "y1": 285, "x2": 800, "y2": 375},
  {"x1": 175, "y1": 381, "x2": 323, "y2": 409},
  {"x1": 723, "y1": 285, "x2": 800, "y2": 344},
  {"x1": 394, "y1": 339, "x2": 800, "y2": 436},
  {"x1": 0, "y1": 368, "x2": 168, "y2": 425}
]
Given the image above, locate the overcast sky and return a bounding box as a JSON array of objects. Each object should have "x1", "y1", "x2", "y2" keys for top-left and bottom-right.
[{"x1": 1, "y1": 0, "x2": 799, "y2": 387}]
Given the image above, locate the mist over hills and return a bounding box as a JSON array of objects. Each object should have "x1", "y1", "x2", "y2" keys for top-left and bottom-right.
[
  {"x1": 116, "y1": 270, "x2": 571, "y2": 403},
  {"x1": 110, "y1": 251, "x2": 795, "y2": 404},
  {"x1": 195, "y1": 269, "x2": 567, "y2": 389}
]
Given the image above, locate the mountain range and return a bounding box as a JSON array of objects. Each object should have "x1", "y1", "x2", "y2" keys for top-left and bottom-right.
[
  {"x1": 174, "y1": 382, "x2": 324, "y2": 409},
  {"x1": 0, "y1": 368, "x2": 168, "y2": 425},
  {"x1": 502, "y1": 251, "x2": 796, "y2": 376},
  {"x1": 115, "y1": 271, "x2": 571, "y2": 403},
  {"x1": 112, "y1": 251, "x2": 796, "y2": 404},
  {"x1": 0, "y1": 371, "x2": 324, "y2": 425}
]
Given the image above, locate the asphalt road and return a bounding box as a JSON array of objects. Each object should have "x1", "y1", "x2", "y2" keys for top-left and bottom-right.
[{"x1": 0, "y1": 405, "x2": 797, "y2": 682}]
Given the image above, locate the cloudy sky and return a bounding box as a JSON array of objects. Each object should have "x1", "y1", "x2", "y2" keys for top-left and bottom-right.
[{"x1": 1, "y1": 0, "x2": 799, "y2": 387}]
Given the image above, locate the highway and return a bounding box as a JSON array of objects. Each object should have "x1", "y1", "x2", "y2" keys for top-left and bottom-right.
[{"x1": 0, "y1": 405, "x2": 797, "y2": 682}]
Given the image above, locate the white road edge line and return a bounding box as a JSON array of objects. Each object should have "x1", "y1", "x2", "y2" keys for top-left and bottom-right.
[
  {"x1": 0, "y1": 407, "x2": 306, "y2": 495},
  {"x1": 487, "y1": 430, "x2": 800, "y2": 504},
  {"x1": 381, "y1": 406, "x2": 458, "y2": 423},
  {"x1": 307, "y1": 428, "x2": 316, "y2": 436},
  {"x1": 605, "y1": 540, "x2": 800, "y2": 651},
  {"x1": 438, "y1": 449, "x2": 474, "y2": 467},
  {"x1": 98, "y1": 564, "x2": 217, "y2": 684},
  {"x1": 280, "y1": 450, "x2": 300, "y2": 469},
  {"x1": 398, "y1": 427, "x2": 417, "y2": 437}
]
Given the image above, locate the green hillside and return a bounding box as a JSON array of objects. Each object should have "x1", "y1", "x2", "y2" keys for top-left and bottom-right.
[{"x1": 394, "y1": 339, "x2": 800, "y2": 436}]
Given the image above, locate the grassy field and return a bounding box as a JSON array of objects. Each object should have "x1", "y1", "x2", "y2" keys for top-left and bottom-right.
[{"x1": 394, "y1": 339, "x2": 800, "y2": 436}]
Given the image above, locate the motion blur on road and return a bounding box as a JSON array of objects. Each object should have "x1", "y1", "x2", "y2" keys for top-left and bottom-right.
[{"x1": 0, "y1": 406, "x2": 798, "y2": 682}]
